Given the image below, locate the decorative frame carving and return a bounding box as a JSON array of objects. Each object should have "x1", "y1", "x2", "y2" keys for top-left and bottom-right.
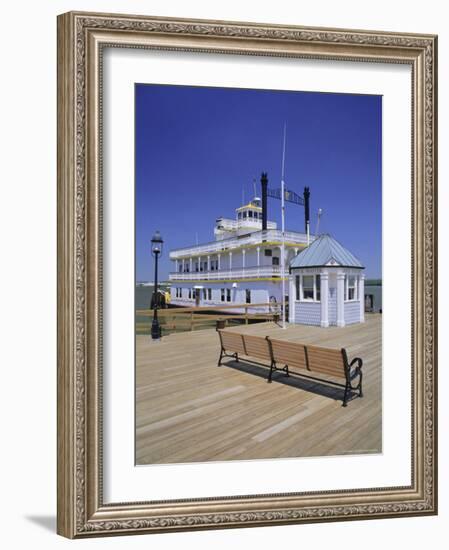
[{"x1": 57, "y1": 11, "x2": 437, "y2": 538}]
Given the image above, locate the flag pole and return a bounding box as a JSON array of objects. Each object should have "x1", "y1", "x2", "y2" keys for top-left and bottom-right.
[{"x1": 281, "y1": 123, "x2": 287, "y2": 330}]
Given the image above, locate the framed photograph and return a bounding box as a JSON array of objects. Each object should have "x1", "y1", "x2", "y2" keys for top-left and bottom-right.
[{"x1": 57, "y1": 11, "x2": 437, "y2": 538}]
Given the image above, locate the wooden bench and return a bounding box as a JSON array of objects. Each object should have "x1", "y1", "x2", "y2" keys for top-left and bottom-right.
[
  {"x1": 217, "y1": 330, "x2": 363, "y2": 407},
  {"x1": 216, "y1": 330, "x2": 274, "y2": 368}
]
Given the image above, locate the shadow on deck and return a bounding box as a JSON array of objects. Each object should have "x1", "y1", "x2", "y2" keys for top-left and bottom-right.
[
  {"x1": 221, "y1": 359, "x2": 358, "y2": 404},
  {"x1": 136, "y1": 314, "x2": 382, "y2": 465}
]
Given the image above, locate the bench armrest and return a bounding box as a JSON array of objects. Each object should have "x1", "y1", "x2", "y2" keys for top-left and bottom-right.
[
  {"x1": 349, "y1": 357, "x2": 363, "y2": 380},
  {"x1": 349, "y1": 356, "x2": 363, "y2": 369}
]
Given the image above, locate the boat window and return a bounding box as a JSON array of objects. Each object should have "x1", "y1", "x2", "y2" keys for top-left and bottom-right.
[
  {"x1": 264, "y1": 249, "x2": 272, "y2": 256},
  {"x1": 226, "y1": 289, "x2": 231, "y2": 302},
  {"x1": 248, "y1": 210, "x2": 253, "y2": 218},
  {"x1": 272, "y1": 257, "x2": 279, "y2": 266}
]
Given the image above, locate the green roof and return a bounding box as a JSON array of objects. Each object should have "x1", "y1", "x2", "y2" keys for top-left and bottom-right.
[{"x1": 290, "y1": 234, "x2": 364, "y2": 269}]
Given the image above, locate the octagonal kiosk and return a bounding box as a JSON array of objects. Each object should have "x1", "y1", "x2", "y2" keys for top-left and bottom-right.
[{"x1": 289, "y1": 234, "x2": 365, "y2": 327}]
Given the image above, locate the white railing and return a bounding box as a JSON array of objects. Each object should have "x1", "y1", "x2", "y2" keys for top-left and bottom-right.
[
  {"x1": 215, "y1": 220, "x2": 277, "y2": 240},
  {"x1": 215, "y1": 218, "x2": 238, "y2": 230},
  {"x1": 169, "y1": 265, "x2": 283, "y2": 281},
  {"x1": 169, "y1": 229, "x2": 312, "y2": 259}
]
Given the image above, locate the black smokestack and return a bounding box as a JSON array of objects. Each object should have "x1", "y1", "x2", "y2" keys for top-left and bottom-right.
[
  {"x1": 303, "y1": 186, "x2": 310, "y2": 233},
  {"x1": 261, "y1": 172, "x2": 268, "y2": 231}
]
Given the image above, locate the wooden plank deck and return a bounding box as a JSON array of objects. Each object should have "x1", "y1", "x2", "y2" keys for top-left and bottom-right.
[{"x1": 136, "y1": 314, "x2": 382, "y2": 464}]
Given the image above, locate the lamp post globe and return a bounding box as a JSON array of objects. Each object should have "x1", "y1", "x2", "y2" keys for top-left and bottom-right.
[
  {"x1": 151, "y1": 230, "x2": 163, "y2": 255},
  {"x1": 150, "y1": 231, "x2": 164, "y2": 340}
]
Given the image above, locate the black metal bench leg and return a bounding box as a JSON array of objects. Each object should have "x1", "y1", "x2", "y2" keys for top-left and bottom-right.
[
  {"x1": 267, "y1": 361, "x2": 275, "y2": 383},
  {"x1": 285, "y1": 365, "x2": 290, "y2": 377},
  {"x1": 234, "y1": 352, "x2": 239, "y2": 363},
  {"x1": 342, "y1": 384, "x2": 349, "y2": 407},
  {"x1": 359, "y1": 372, "x2": 363, "y2": 398},
  {"x1": 217, "y1": 349, "x2": 224, "y2": 366}
]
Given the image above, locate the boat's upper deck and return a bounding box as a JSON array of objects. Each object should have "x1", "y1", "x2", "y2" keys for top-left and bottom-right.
[{"x1": 169, "y1": 229, "x2": 313, "y2": 259}]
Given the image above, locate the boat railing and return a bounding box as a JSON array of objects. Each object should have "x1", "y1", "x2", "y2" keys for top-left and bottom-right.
[
  {"x1": 169, "y1": 229, "x2": 312, "y2": 259},
  {"x1": 168, "y1": 265, "x2": 283, "y2": 281}
]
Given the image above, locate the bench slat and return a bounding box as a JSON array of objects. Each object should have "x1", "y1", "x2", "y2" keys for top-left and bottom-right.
[
  {"x1": 243, "y1": 335, "x2": 272, "y2": 361},
  {"x1": 306, "y1": 346, "x2": 346, "y2": 379},
  {"x1": 218, "y1": 331, "x2": 247, "y2": 355},
  {"x1": 268, "y1": 338, "x2": 308, "y2": 370},
  {"x1": 308, "y1": 363, "x2": 346, "y2": 379},
  {"x1": 307, "y1": 355, "x2": 344, "y2": 368},
  {"x1": 307, "y1": 345, "x2": 343, "y2": 359}
]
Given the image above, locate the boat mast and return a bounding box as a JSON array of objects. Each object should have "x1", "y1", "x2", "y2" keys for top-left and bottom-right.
[{"x1": 281, "y1": 124, "x2": 287, "y2": 330}]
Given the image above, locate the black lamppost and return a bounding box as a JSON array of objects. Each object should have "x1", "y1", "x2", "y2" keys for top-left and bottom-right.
[{"x1": 151, "y1": 230, "x2": 163, "y2": 340}]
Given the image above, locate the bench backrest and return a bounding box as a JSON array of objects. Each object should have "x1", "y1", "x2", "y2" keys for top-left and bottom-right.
[
  {"x1": 218, "y1": 330, "x2": 272, "y2": 361},
  {"x1": 218, "y1": 330, "x2": 246, "y2": 355},
  {"x1": 242, "y1": 334, "x2": 272, "y2": 361},
  {"x1": 268, "y1": 338, "x2": 308, "y2": 371},
  {"x1": 306, "y1": 344, "x2": 346, "y2": 379}
]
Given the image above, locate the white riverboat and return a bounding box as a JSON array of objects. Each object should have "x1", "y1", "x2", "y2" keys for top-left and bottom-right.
[{"x1": 169, "y1": 174, "x2": 312, "y2": 313}]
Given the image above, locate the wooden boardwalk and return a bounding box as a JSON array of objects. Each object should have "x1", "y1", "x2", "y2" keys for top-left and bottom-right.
[{"x1": 136, "y1": 314, "x2": 382, "y2": 464}]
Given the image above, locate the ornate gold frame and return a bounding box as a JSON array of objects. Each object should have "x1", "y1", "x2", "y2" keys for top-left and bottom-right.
[{"x1": 57, "y1": 11, "x2": 438, "y2": 538}]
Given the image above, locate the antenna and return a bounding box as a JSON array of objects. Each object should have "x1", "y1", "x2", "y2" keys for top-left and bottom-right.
[
  {"x1": 280, "y1": 123, "x2": 287, "y2": 330},
  {"x1": 315, "y1": 208, "x2": 323, "y2": 235},
  {"x1": 281, "y1": 123, "x2": 287, "y2": 183}
]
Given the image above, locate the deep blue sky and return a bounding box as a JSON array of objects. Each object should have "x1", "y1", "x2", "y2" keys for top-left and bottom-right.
[{"x1": 135, "y1": 84, "x2": 382, "y2": 281}]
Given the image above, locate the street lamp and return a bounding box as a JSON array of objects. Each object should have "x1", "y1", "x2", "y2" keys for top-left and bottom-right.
[{"x1": 150, "y1": 230, "x2": 163, "y2": 340}]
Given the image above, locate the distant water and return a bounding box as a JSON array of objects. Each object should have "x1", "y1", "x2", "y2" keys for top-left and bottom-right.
[
  {"x1": 136, "y1": 285, "x2": 152, "y2": 310},
  {"x1": 135, "y1": 283, "x2": 170, "y2": 311},
  {"x1": 135, "y1": 283, "x2": 172, "y2": 336}
]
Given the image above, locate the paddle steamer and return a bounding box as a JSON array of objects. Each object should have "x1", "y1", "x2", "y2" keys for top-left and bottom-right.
[{"x1": 169, "y1": 173, "x2": 312, "y2": 312}]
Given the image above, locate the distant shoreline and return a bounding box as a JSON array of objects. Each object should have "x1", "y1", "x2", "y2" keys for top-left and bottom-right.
[
  {"x1": 136, "y1": 280, "x2": 381, "y2": 286},
  {"x1": 136, "y1": 281, "x2": 171, "y2": 287}
]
